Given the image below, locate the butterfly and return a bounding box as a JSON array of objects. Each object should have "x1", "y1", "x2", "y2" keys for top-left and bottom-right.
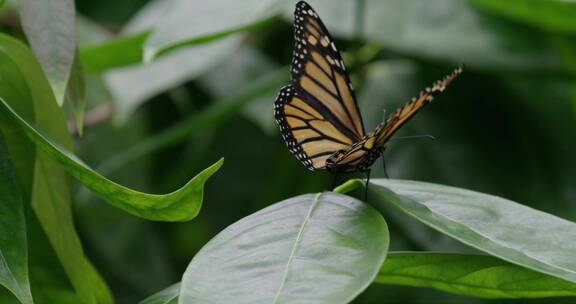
[{"x1": 274, "y1": 1, "x2": 462, "y2": 179}]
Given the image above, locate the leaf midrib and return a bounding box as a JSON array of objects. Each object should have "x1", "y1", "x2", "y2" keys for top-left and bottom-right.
[{"x1": 271, "y1": 192, "x2": 322, "y2": 304}]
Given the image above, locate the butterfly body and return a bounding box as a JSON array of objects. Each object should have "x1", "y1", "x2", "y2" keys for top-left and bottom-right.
[{"x1": 275, "y1": 1, "x2": 461, "y2": 175}]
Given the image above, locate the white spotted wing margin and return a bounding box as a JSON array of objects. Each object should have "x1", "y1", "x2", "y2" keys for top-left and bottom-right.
[
  {"x1": 274, "y1": 1, "x2": 368, "y2": 171},
  {"x1": 274, "y1": 85, "x2": 316, "y2": 170},
  {"x1": 290, "y1": 0, "x2": 365, "y2": 140}
]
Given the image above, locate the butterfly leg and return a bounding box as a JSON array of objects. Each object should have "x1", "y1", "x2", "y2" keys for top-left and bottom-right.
[{"x1": 364, "y1": 170, "x2": 371, "y2": 201}]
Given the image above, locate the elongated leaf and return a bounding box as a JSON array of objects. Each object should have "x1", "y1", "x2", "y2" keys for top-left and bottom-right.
[
  {"x1": 469, "y1": 0, "x2": 576, "y2": 33},
  {"x1": 368, "y1": 179, "x2": 576, "y2": 283},
  {"x1": 180, "y1": 192, "x2": 389, "y2": 304},
  {"x1": 66, "y1": 49, "x2": 85, "y2": 136},
  {"x1": 78, "y1": 0, "x2": 172, "y2": 73},
  {"x1": 0, "y1": 135, "x2": 33, "y2": 304},
  {"x1": 80, "y1": 32, "x2": 149, "y2": 73},
  {"x1": 0, "y1": 93, "x2": 222, "y2": 221},
  {"x1": 378, "y1": 252, "x2": 576, "y2": 298},
  {"x1": 106, "y1": 36, "x2": 240, "y2": 123},
  {"x1": 0, "y1": 48, "x2": 36, "y2": 199},
  {"x1": 99, "y1": 67, "x2": 288, "y2": 174},
  {"x1": 139, "y1": 284, "x2": 179, "y2": 304},
  {"x1": 32, "y1": 153, "x2": 112, "y2": 304},
  {"x1": 0, "y1": 33, "x2": 112, "y2": 304},
  {"x1": 144, "y1": 0, "x2": 281, "y2": 61},
  {"x1": 19, "y1": 0, "x2": 76, "y2": 105},
  {"x1": 198, "y1": 45, "x2": 279, "y2": 133}
]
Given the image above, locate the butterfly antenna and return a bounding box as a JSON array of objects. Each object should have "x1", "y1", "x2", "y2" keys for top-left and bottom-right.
[
  {"x1": 364, "y1": 170, "x2": 371, "y2": 201},
  {"x1": 388, "y1": 134, "x2": 436, "y2": 142}
]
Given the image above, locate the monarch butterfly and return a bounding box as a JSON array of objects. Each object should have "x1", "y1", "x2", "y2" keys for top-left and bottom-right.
[{"x1": 274, "y1": 1, "x2": 462, "y2": 183}]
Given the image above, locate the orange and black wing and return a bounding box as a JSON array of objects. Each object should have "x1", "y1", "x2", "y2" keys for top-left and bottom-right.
[
  {"x1": 274, "y1": 1, "x2": 364, "y2": 170},
  {"x1": 274, "y1": 85, "x2": 355, "y2": 170},
  {"x1": 326, "y1": 67, "x2": 463, "y2": 172},
  {"x1": 374, "y1": 67, "x2": 463, "y2": 146}
]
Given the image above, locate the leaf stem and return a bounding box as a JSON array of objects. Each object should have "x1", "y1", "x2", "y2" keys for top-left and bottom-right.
[{"x1": 333, "y1": 179, "x2": 363, "y2": 194}]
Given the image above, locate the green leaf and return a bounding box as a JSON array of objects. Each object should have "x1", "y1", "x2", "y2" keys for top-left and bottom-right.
[
  {"x1": 368, "y1": 179, "x2": 576, "y2": 283},
  {"x1": 333, "y1": 179, "x2": 363, "y2": 194},
  {"x1": 0, "y1": 93, "x2": 223, "y2": 221},
  {"x1": 139, "y1": 284, "x2": 179, "y2": 304},
  {"x1": 468, "y1": 0, "x2": 576, "y2": 33},
  {"x1": 302, "y1": 0, "x2": 561, "y2": 71},
  {"x1": 106, "y1": 36, "x2": 240, "y2": 123},
  {"x1": 80, "y1": 32, "x2": 149, "y2": 73},
  {"x1": 99, "y1": 67, "x2": 287, "y2": 175},
  {"x1": 0, "y1": 33, "x2": 224, "y2": 221},
  {"x1": 180, "y1": 192, "x2": 389, "y2": 304},
  {"x1": 31, "y1": 153, "x2": 112, "y2": 304},
  {"x1": 30, "y1": 288, "x2": 82, "y2": 304},
  {"x1": 198, "y1": 45, "x2": 279, "y2": 133},
  {"x1": 0, "y1": 135, "x2": 33, "y2": 304},
  {"x1": 66, "y1": 49, "x2": 86, "y2": 136},
  {"x1": 143, "y1": 0, "x2": 282, "y2": 61},
  {"x1": 0, "y1": 33, "x2": 112, "y2": 304},
  {"x1": 0, "y1": 44, "x2": 36, "y2": 200},
  {"x1": 19, "y1": 0, "x2": 76, "y2": 105},
  {"x1": 377, "y1": 252, "x2": 576, "y2": 298}
]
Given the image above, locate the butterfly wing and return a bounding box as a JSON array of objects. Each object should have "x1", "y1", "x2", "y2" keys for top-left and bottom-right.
[
  {"x1": 327, "y1": 67, "x2": 463, "y2": 172},
  {"x1": 325, "y1": 135, "x2": 380, "y2": 173},
  {"x1": 274, "y1": 1, "x2": 365, "y2": 170},
  {"x1": 274, "y1": 85, "x2": 355, "y2": 170},
  {"x1": 373, "y1": 67, "x2": 463, "y2": 147}
]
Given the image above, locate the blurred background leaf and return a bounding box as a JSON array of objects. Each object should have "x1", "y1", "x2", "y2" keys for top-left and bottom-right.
[
  {"x1": 106, "y1": 37, "x2": 240, "y2": 123},
  {"x1": 143, "y1": 0, "x2": 283, "y2": 61},
  {"x1": 66, "y1": 49, "x2": 86, "y2": 136},
  {"x1": 0, "y1": 135, "x2": 32, "y2": 304},
  {"x1": 19, "y1": 0, "x2": 76, "y2": 106},
  {"x1": 468, "y1": 0, "x2": 576, "y2": 33}
]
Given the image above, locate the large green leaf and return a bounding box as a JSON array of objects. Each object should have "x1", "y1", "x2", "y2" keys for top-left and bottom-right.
[
  {"x1": 0, "y1": 92, "x2": 222, "y2": 221},
  {"x1": 378, "y1": 252, "x2": 576, "y2": 298},
  {"x1": 468, "y1": 0, "x2": 576, "y2": 33},
  {"x1": 0, "y1": 33, "x2": 112, "y2": 304},
  {"x1": 368, "y1": 179, "x2": 576, "y2": 283},
  {"x1": 143, "y1": 0, "x2": 282, "y2": 61},
  {"x1": 179, "y1": 192, "x2": 389, "y2": 304},
  {"x1": 19, "y1": 0, "x2": 76, "y2": 105},
  {"x1": 0, "y1": 135, "x2": 33, "y2": 304}
]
